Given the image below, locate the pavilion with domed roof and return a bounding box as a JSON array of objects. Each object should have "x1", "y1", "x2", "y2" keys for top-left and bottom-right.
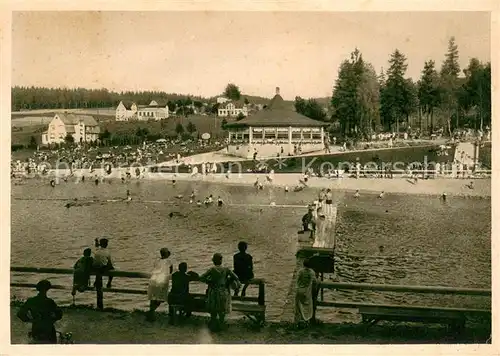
[{"x1": 225, "y1": 87, "x2": 328, "y2": 159}]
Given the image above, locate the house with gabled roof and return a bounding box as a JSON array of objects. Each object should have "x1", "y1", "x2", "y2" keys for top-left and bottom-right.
[
  {"x1": 218, "y1": 99, "x2": 248, "y2": 117},
  {"x1": 116, "y1": 100, "x2": 138, "y2": 121},
  {"x1": 41, "y1": 113, "x2": 101, "y2": 145},
  {"x1": 137, "y1": 100, "x2": 170, "y2": 121}
]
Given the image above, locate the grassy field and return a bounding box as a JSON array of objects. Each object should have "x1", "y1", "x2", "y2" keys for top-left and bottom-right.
[
  {"x1": 11, "y1": 107, "x2": 116, "y2": 118},
  {"x1": 11, "y1": 113, "x2": 232, "y2": 147},
  {"x1": 10, "y1": 304, "x2": 490, "y2": 344},
  {"x1": 99, "y1": 114, "x2": 230, "y2": 138}
]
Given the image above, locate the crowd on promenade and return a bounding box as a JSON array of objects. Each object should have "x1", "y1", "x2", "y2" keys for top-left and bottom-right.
[{"x1": 11, "y1": 137, "x2": 226, "y2": 178}]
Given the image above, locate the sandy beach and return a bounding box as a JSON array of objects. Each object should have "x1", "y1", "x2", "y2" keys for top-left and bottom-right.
[{"x1": 39, "y1": 167, "x2": 491, "y2": 198}]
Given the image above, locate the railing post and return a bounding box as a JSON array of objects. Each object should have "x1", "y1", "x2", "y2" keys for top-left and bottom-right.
[
  {"x1": 95, "y1": 272, "x2": 104, "y2": 310},
  {"x1": 320, "y1": 272, "x2": 324, "y2": 302},
  {"x1": 258, "y1": 281, "x2": 265, "y2": 306}
]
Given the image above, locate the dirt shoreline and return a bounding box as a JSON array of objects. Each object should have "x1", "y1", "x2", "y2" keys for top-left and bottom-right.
[{"x1": 9, "y1": 305, "x2": 491, "y2": 344}]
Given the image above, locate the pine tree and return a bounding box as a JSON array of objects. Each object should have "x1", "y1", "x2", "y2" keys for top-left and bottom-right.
[
  {"x1": 439, "y1": 36, "x2": 461, "y2": 134},
  {"x1": 331, "y1": 48, "x2": 380, "y2": 138},
  {"x1": 380, "y1": 49, "x2": 415, "y2": 132},
  {"x1": 418, "y1": 60, "x2": 441, "y2": 133}
]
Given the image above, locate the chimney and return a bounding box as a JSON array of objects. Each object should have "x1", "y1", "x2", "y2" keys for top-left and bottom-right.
[{"x1": 275, "y1": 87, "x2": 280, "y2": 95}]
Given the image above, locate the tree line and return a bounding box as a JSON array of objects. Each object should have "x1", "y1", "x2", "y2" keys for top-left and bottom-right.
[
  {"x1": 11, "y1": 83, "x2": 254, "y2": 118},
  {"x1": 294, "y1": 37, "x2": 490, "y2": 139},
  {"x1": 11, "y1": 87, "x2": 210, "y2": 113}
]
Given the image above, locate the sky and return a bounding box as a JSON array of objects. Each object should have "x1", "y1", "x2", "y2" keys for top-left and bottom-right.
[{"x1": 11, "y1": 11, "x2": 491, "y2": 100}]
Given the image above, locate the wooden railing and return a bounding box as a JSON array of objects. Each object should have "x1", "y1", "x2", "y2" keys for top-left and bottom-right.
[
  {"x1": 329, "y1": 169, "x2": 491, "y2": 178},
  {"x1": 315, "y1": 281, "x2": 491, "y2": 315},
  {"x1": 10, "y1": 266, "x2": 266, "y2": 307}
]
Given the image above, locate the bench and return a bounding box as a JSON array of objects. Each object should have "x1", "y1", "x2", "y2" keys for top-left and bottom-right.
[
  {"x1": 315, "y1": 282, "x2": 491, "y2": 333},
  {"x1": 11, "y1": 267, "x2": 268, "y2": 329},
  {"x1": 169, "y1": 293, "x2": 266, "y2": 327},
  {"x1": 359, "y1": 305, "x2": 466, "y2": 332}
]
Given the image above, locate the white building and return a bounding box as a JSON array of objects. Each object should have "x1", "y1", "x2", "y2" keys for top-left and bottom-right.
[
  {"x1": 218, "y1": 101, "x2": 248, "y2": 117},
  {"x1": 137, "y1": 100, "x2": 170, "y2": 121},
  {"x1": 224, "y1": 87, "x2": 327, "y2": 159},
  {"x1": 115, "y1": 101, "x2": 138, "y2": 121},
  {"x1": 217, "y1": 97, "x2": 230, "y2": 104},
  {"x1": 41, "y1": 113, "x2": 100, "y2": 145}
]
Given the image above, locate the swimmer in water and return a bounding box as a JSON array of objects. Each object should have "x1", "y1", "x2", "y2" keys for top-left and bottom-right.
[
  {"x1": 175, "y1": 194, "x2": 183, "y2": 199},
  {"x1": 95, "y1": 178, "x2": 99, "y2": 186},
  {"x1": 121, "y1": 177, "x2": 125, "y2": 184},
  {"x1": 50, "y1": 179, "x2": 56, "y2": 187},
  {"x1": 466, "y1": 181, "x2": 474, "y2": 189},
  {"x1": 169, "y1": 211, "x2": 187, "y2": 218},
  {"x1": 284, "y1": 186, "x2": 289, "y2": 193},
  {"x1": 378, "y1": 245, "x2": 384, "y2": 254},
  {"x1": 441, "y1": 192, "x2": 447, "y2": 202},
  {"x1": 190, "y1": 191, "x2": 195, "y2": 203},
  {"x1": 126, "y1": 190, "x2": 132, "y2": 201},
  {"x1": 354, "y1": 189, "x2": 360, "y2": 198},
  {"x1": 217, "y1": 196, "x2": 224, "y2": 207},
  {"x1": 378, "y1": 191, "x2": 385, "y2": 199},
  {"x1": 293, "y1": 185, "x2": 304, "y2": 192},
  {"x1": 196, "y1": 200, "x2": 202, "y2": 206}
]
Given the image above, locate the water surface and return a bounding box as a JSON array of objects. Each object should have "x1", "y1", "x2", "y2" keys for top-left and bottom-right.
[{"x1": 11, "y1": 179, "x2": 491, "y2": 321}]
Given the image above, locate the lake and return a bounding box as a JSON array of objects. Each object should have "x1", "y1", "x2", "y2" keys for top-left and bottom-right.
[{"x1": 10, "y1": 178, "x2": 491, "y2": 322}]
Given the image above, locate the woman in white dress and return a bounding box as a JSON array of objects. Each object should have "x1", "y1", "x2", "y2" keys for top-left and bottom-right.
[{"x1": 147, "y1": 248, "x2": 173, "y2": 321}]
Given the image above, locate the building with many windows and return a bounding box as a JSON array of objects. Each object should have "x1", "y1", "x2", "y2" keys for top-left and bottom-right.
[
  {"x1": 218, "y1": 100, "x2": 248, "y2": 117},
  {"x1": 137, "y1": 100, "x2": 170, "y2": 121},
  {"x1": 41, "y1": 113, "x2": 100, "y2": 145},
  {"x1": 224, "y1": 87, "x2": 328, "y2": 158},
  {"x1": 115, "y1": 100, "x2": 138, "y2": 121}
]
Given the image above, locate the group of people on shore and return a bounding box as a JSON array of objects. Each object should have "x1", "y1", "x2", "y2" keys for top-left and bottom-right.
[
  {"x1": 16, "y1": 238, "x2": 115, "y2": 343},
  {"x1": 146, "y1": 241, "x2": 254, "y2": 331},
  {"x1": 17, "y1": 239, "x2": 255, "y2": 342}
]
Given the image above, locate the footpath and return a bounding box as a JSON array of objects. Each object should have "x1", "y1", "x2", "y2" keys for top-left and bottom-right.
[{"x1": 9, "y1": 305, "x2": 491, "y2": 344}]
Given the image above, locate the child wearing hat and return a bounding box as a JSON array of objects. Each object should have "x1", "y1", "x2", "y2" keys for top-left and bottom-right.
[{"x1": 17, "y1": 279, "x2": 63, "y2": 344}]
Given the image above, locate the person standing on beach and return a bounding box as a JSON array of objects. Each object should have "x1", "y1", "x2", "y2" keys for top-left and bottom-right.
[
  {"x1": 318, "y1": 189, "x2": 326, "y2": 205},
  {"x1": 233, "y1": 242, "x2": 254, "y2": 297},
  {"x1": 324, "y1": 188, "x2": 333, "y2": 214},
  {"x1": 301, "y1": 206, "x2": 316, "y2": 239},
  {"x1": 17, "y1": 280, "x2": 63, "y2": 344},
  {"x1": 147, "y1": 248, "x2": 173, "y2": 321},
  {"x1": 295, "y1": 259, "x2": 318, "y2": 328},
  {"x1": 200, "y1": 253, "x2": 240, "y2": 331}
]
